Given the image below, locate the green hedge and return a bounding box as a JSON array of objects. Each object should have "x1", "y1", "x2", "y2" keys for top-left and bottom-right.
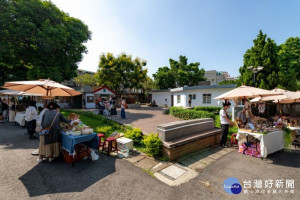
[
  {"x1": 170, "y1": 107, "x2": 215, "y2": 120},
  {"x1": 193, "y1": 106, "x2": 222, "y2": 113},
  {"x1": 124, "y1": 128, "x2": 143, "y2": 145}
]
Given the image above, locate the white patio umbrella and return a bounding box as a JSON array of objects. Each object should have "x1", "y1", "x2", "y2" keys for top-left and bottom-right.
[
  {"x1": 214, "y1": 85, "x2": 282, "y2": 100},
  {"x1": 0, "y1": 89, "x2": 44, "y2": 96},
  {"x1": 2, "y1": 79, "x2": 81, "y2": 97}
]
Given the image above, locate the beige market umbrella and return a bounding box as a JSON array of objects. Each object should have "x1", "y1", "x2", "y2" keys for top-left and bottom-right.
[
  {"x1": 2, "y1": 79, "x2": 81, "y2": 97},
  {"x1": 270, "y1": 88, "x2": 300, "y2": 103},
  {"x1": 214, "y1": 85, "x2": 282, "y2": 100},
  {"x1": 249, "y1": 89, "x2": 300, "y2": 103}
]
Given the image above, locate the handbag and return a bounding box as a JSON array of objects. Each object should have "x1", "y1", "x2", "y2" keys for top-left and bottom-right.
[{"x1": 39, "y1": 112, "x2": 59, "y2": 136}]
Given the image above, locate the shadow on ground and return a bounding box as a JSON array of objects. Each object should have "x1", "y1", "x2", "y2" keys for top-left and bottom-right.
[
  {"x1": 266, "y1": 148, "x2": 300, "y2": 168},
  {"x1": 0, "y1": 122, "x2": 40, "y2": 150},
  {"x1": 19, "y1": 154, "x2": 117, "y2": 197}
]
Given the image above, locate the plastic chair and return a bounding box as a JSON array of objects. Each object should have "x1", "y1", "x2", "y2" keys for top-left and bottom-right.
[{"x1": 231, "y1": 133, "x2": 238, "y2": 145}]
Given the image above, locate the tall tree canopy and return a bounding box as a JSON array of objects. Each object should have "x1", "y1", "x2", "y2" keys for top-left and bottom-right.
[
  {"x1": 74, "y1": 73, "x2": 99, "y2": 87},
  {"x1": 153, "y1": 55, "x2": 206, "y2": 89},
  {"x1": 238, "y1": 31, "x2": 298, "y2": 91},
  {"x1": 96, "y1": 53, "x2": 148, "y2": 96},
  {"x1": 0, "y1": 0, "x2": 91, "y2": 85},
  {"x1": 277, "y1": 37, "x2": 300, "y2": 91}
]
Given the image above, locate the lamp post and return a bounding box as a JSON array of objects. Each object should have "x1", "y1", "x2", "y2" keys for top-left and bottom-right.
[{"x1": 247, "y1": 66, "x2": 264, "y2": 85}]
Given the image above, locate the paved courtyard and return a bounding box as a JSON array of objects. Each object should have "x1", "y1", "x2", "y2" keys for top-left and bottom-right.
[
  {"x1": 0, "y1": 121, "x2": 299, "y2": 200},
  {"x1": 92, "y1": 105, "x2": 182, "y2": 134}
]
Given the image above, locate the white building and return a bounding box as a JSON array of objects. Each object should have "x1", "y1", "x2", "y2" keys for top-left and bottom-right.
[{"x1": 151, "y1": 85, "x2": 236, "y2": 108}]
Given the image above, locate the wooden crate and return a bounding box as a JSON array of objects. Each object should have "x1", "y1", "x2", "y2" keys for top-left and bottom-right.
[{"x1": 63, "y1": 144, "x2": 89, "y2": 164}]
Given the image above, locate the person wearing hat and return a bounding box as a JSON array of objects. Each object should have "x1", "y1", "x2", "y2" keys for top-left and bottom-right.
[
  {"x1": 236, "y1": 105, "x2": 256, "y2": 126},
  {"x1": 220, "y1": 101, "x2": 234, "y2": 148}
]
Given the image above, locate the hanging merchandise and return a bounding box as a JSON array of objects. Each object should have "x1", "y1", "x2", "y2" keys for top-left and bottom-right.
[
  {"x1": 234, "y1": 98, "x2": 239, "y2": 107},
  {"x1": 258, "y1": 103, "x2": 266, "y2": 113}
]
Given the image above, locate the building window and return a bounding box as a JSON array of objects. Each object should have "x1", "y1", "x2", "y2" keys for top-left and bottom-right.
[
  {"x1": 103, "y1": 88, "x2": 106, "y2": 92},
  {"x1": 192, "y1": 94, "x2": 196, "y2": 99},
  {"x1": 177, "y1": 95, "x2": 181, "y2": 103},
  {"x1": 203, "y1": 94, "x2": 211, "y2": 104},
  {"x1": 87, "y1": 96, "x2": 94, "y2": 103}
]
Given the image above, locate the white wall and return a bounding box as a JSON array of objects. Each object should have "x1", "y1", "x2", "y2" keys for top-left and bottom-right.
[
  {"x1": 151, "y1": 92, "x2": 171, "y2": 107},
  {"x1": 173, "y1": 92, "x2": 186, "y2": 107},
  {"x1": 173, "y1": 88, "x2": 234, "y2": 108}
]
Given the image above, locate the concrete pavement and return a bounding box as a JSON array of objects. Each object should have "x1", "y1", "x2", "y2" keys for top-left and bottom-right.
[
  {"x1": 0, "y1": 120, "x2": 299, "y2": 200},
  {"x1": 91, "y1": 106, "x2": 182, "y2": 134}
]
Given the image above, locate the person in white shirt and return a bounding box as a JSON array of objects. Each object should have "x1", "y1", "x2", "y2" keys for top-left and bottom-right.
[
  {"x1": 164, "y1": 98, "x2": 169, "y2": 108},
  {"x1": 25, "y1": 101, "x2": 38, "y2": 139},
  {"x1": 219, "y1": 101, "x2": 234, "y2": 148}
]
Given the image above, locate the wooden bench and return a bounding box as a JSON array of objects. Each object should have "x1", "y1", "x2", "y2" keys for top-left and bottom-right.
[{"x1": 157, "y1": 118, "x2": 221, "y2": 160}]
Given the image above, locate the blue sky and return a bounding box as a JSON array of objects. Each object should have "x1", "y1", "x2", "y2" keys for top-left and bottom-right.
[{"x1": 51, "y1": 0, "x2": 300, "y2": 78}]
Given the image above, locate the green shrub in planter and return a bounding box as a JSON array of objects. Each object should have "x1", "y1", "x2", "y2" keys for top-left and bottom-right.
[
  {"x1": 95, "y1": 126, "x2": 113, "y2": 137},
  {"x1": 142, "y1": 133, "x2": 162, "y2": 157},
  {"x1": 124, "y1": 128, "x2": 143, "y2": 145}
]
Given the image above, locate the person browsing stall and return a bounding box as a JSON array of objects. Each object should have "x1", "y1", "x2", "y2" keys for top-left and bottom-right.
[
  {"x1": 220, "y1": 101, "x2": 234, "y2": 148},
  {"x1": 25, "y1": 101, "x2": 38, "y2": 139},
  {"x1": 37, "y1": 102, "x2": 70, "y2": 163},
  {"x1": 237, "y1": 105, "x2": 256, "y2": 125}
]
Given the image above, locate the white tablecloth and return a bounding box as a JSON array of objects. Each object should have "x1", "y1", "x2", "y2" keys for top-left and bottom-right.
[
  {"x1": 237, "y1": 130, "x2": 284, "y2": 158},
  {"x1": 288, "y1": 126, "x2": 300, "y2": 131},
  {"x1": 15, "y1": 112, "x2": 26, "y2": 126}
]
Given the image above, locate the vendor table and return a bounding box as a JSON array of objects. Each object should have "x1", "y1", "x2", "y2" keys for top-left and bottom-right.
[
  {"x1": 61, "y1": 132, "x2": 99, "y2": 155},
  {"x1": 237, "y1": 130, "x2": 284, "y2": 158},
  {"x1": 15, "y1": 112, "x2": 26, "y2": 126}
]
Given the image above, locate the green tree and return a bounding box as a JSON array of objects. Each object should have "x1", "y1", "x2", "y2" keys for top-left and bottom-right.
[
  {"x1": 277, "y1": 37, "x2": 300, "y2": 91},
  {"x1": 152, "y1": 66, "x2": 175, "y2": 89},
  {"x1": 238, "y1": 30, "x2": 281, "y2": 90},
  {"x1": 0, "y1": 0, "x2": 91, "y2": 85},
  {"x1": 74, "y1": 73, "x2": 99, "y2": 87},
  {"x1": 141, "y1": 76, "x2": 155, "y2": 97},
  {"x1": 153, "y1": 55, "x2": 206, "y2": 89},
  {"x1": 96, "y1": 53, "x2": 148, "y2": 96},
  {"x1": 218, "y1": 79, "x2": 237, "y2": 85}
]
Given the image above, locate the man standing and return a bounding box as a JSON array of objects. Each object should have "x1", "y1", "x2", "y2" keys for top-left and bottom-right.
[
  {"x1": 25, "y1": 101, "x2": 38, "y2": 139},
  {"x1": 237, "y1": 106, "x2": 256, "y2": 126},
  {"x1": 188, "y1": 97, "x2": 192, "y2": 107},
  {"x1": 164, "y1": 98, "x2": 169, "y2": 108},
  {"x1": 219, "y1": 101, "x2": 234, "y2": 148},
  {"x1": 82, "y1": 98, "x2": 86, "y2": 109}
]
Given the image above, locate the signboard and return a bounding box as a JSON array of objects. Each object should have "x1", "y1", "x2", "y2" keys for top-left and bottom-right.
[{"x1": 42, "y1": 96, "x2": 54, "y2": 100}]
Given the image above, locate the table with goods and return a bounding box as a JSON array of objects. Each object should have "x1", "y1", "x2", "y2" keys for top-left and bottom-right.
[{"x1": 236, "y1": 117, "x2": 299, "y2": 158}]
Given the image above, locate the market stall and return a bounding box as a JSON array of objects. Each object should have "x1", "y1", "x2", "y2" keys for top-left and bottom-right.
[{"x1": 214, "y1": 85, "x2": 291, "y2": 158}]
